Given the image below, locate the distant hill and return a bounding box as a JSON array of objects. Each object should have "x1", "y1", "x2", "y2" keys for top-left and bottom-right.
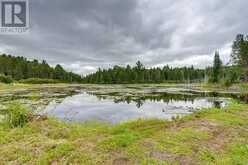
[{"x1": 0, "y1": 54, "x2": 82, "y2": 82}]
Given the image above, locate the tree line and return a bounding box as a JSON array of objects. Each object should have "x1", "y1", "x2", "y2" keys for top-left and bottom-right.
[
  {"x1": 82, "y1": 61, "x2": 243, "y2": 84},
  {"x1": 82, "y1": 34, "x2": 248, "y2": 84},
  {"x1": 0, "y1": 54, "x2": 82, "y2": 82},
  {"x1": 82, "y1": 62, "x2": 207, "y2": 84}
]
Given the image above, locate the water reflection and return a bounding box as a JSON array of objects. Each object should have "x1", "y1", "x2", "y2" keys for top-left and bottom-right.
[
  {"x1": 43, "y1": 91, "x2": 229, "y2": 124},
  {"x1": 90, "y1": 92, "x2": 227, "y2": 109}
]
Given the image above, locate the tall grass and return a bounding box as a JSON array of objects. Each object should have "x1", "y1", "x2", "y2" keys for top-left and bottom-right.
[{"x1": 2, "y1": 103, "x2": 31, "y2": 128}]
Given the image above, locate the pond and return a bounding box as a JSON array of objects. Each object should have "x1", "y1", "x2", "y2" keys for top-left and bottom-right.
[
  {"x1": 42, "y1": 89, "x2": 231, "y2": 124},
  {"x1": 0, "y1": 86, "x2": 246, "y2": 124}
]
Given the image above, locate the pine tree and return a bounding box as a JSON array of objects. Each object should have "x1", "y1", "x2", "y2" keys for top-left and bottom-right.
[
  {"x1": 210, "y1": 51, "x2": 222, "y2": 83},
  {"x1": 232, "y1": 34, "x2": 248, "y2": 82},
  {"x1": 0, "y1": 54, "x2": 82, "y2": 82}
]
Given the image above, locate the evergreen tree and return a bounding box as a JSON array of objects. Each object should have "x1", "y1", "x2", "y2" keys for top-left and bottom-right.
[
  {"x1": 0, "y1": 54, "x2": 82, "y2": 82},
  {"x1": 82, "y1": 61, "x2": 211, "y2": 84},
  {"x1": 210, "y1": 51, "x2": 222, "y2": 83},
  {"x1": 231, "y1": 34, "x2": 248, "y2": 81}
]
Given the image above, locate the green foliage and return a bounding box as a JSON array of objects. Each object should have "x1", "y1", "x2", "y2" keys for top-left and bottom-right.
[
  {"x1": 0, "y1": 54, "x2": 82, "y2": 83},
  {"x1": 19, "y1": 78, "x2": 61, "y2": 84},
  {"x1": 209, "y1": 51, "x2": 222, "y2": 83},
  {"x1": 223, "y1": 78, "x2": 233, "y2": 88},
  {"x1": 208, "y1": 65, "x2": 243, "y2": 87},
  {"x1": 232, "y1": 34, "x2": 248, "y2": 81},
  {"x1": 232, "y1": 34, "x2": 248, "y2": 66},
  {"x1": 83, "y1": 62, "x2": 207, "y2": 84},
  {"x1": 0, "y1": 75, "x2": 13, "y2": 84},
  {"x1": 83, "y1": 60, "x2": 243, "y2": 84},
  {"x1": 2, "y1": 103, "x2": 31, "y2": 128}
]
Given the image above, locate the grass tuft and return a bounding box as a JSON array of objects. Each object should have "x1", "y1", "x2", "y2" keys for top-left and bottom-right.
[{"x1": 1, "y1": 102, "x2": 31, "y2": 128}]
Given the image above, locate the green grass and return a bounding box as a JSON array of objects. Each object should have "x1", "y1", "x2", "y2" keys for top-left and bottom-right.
[
  {"x1": 0, "y1": 101, "x2": 248, "y2": 164},
  {"x1": 1, "y1": 102, "x2": 31, "y2": 128},
  {"x1": 239, "y1": 83, "x2": 248, "y2": 91}
]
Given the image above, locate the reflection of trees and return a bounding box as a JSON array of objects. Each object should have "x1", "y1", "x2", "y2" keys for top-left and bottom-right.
[
  {"x1": 92, "y1": 93, "x2": 200, "y2": 108},
  {"x1": 135, "y1": 99, "x2": 144, "y2": 108},
  {"x1": 213, "y1": 101, "x2": 221, "y2": 109},
  {"x1": 89, "y1": 91, "x2": 246, "y2": 108}
]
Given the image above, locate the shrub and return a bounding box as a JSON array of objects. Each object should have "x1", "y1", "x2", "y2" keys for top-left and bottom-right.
[
  {"x1": 0, "y1": 75, "x2": 13, "y2": 84},
  {"x1": 223, "y1": 79, "x2": 233, "y2": 88},
  {"x1": 2, "y1": 103, "x2": 31, "y2": 128},
  {"x1": 19, "y1": 78, "x2": 61, "y2": 84}
]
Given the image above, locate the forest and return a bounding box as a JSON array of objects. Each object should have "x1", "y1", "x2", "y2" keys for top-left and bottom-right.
[
  {"x1": 0, "y1": 55, "x2": 82, "y2": 83},
  {"x1": 81, "y1": 60, "x2": 243, "y2": 84},
  {"x1": 0, "y1": 53, "x2": 243, "y2": 84}
]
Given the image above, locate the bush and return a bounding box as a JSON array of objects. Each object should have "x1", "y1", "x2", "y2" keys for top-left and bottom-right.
[
  {"x1": 19, "y1": 78, "x2": 61, "y2": 84},
  {"x1": 2, "y1": 103, "x2": 31, "y2": 128},
  {"x1": 223, "y1": 79, "x2": 233, "y2": 88},
  {"x1": 0, "y1": 75, "x2": 13, "y2": 84}
]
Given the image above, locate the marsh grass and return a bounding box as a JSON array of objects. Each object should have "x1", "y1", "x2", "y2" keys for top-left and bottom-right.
[{"x1": 2, "y1": 102, "x2": 31, "y2": 128}]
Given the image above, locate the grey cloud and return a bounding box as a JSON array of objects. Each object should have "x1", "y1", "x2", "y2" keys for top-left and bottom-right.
[{"x1": 0, "y1": 0, "x2": 248, "y2": 75}]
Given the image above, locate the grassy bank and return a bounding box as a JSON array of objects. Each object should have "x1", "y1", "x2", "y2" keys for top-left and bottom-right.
[
  {"x1": 0, "y1": 83, "x2": 79, "y2": 93},
  {"x1": 0, "y1": 101, "x2": 248, "y2": 164}
]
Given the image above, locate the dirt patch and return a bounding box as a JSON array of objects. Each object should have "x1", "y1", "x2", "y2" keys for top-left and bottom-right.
[
  {"x1": 175, "y1": 156, "x2": 194, "y2": 165},
  {"x1": 150, "y1": 151, "x2": 194, "y2": 164},
  {"x1": 170, "y1": 119, "x2": 219, "y2": 132},
  {"x1": 113, "y1": 157, "x2": 130, "y2": 165},
  {"x1": 150, "y1": 151, "x2": 175, "y2": 160},
  {"x1": 202, "y1": 127, "x2": 238, "y2": 151}
]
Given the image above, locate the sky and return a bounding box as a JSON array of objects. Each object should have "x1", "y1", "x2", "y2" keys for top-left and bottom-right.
[{"x1": 0, "y1": 0, "x2": 248, "y2": 75}]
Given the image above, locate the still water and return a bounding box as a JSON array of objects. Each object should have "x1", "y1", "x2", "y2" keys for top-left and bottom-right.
[{"x1": 43, "y1": 91, "x2": 229, "y2": 124}]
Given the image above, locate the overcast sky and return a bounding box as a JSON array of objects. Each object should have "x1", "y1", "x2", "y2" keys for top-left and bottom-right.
[{"x1": 0, "y1": 0, "x2": 248, "y2": 75}]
